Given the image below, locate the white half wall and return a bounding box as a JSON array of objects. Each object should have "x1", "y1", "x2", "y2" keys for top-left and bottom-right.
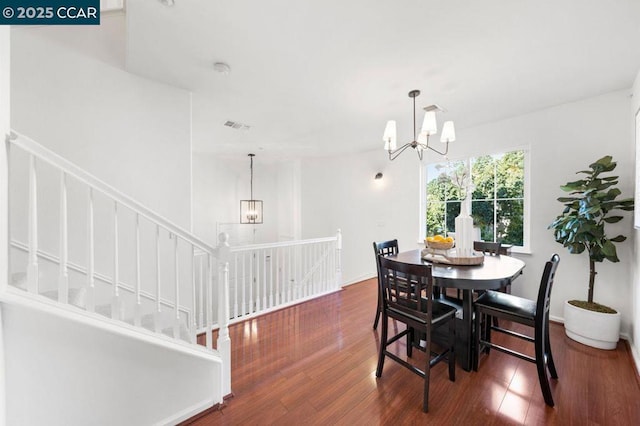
[
  {"x1": 300, "y1": 90, "x2": 636, "y2": 333},
  {"x1": 2, "y1": 302, "x2": 219, "y2": 426}
]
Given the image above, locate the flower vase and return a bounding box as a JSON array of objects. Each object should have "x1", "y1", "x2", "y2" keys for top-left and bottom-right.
[{"x1": 454, "y1": 198, "x2": 474, "y2": 257}]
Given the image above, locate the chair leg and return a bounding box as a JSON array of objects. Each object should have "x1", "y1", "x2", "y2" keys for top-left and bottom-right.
[
  {"x1": 473, "y1": 309, "x2": 481, "y2": 371},
  {"x1": 375, "y1": 313, "x2": 388, "y2": 377},
  {"x1": 407, "y1": 327, "x2": 414, "y2": 358},
  {"x1": 373, "y1": 291, "x2": 381, "y2": 330},
  {"x1": 423, "y1": 337, "x2": 432, "y2": 413},
  {"x1": 448, "y1": 317, "x2": 456, "y2": 381},
  {"x1": 544, "y1": 319, "x2": 558, "y2": 379},
  {"x1": 535, "y1": 323, "x2": 555, "y2": 407}
]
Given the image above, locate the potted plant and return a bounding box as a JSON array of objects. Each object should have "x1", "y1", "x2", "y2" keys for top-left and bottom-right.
[{"x1": 549, "y1": 155, "x2": 634, "y2": 349}]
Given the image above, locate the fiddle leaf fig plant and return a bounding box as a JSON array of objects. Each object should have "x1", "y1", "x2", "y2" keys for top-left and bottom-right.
[{"x1": 549, "y1": 156, "x2": 634, "y2": 312}]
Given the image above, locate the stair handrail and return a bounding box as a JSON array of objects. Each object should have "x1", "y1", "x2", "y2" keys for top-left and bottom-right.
[{"x1": 7, "y1": 131, "x2": 216, "y2": 254}]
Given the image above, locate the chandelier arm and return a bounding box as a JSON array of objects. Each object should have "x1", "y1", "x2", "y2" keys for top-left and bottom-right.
[
  {"x1": 387, "y1": 143, "x2": 414, "y2": 161},
  {"x1": 417, "y1": 140, "x2": 450, "y2": 156}
]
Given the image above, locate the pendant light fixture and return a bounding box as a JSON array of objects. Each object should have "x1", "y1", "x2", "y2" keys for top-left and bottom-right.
[
  {"x1": 383, "y1": 89, "x2": 456, "y2": 161},
  {"x1": 240, "y1": 153, "x2": 263, "y2": 224}
]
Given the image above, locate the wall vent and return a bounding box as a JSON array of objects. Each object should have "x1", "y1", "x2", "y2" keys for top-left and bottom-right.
[{"x1": 224, "y1": 120, "x2": 251, "y2": 131}]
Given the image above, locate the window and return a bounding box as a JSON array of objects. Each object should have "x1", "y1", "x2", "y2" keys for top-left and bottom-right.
[{"x1": 424, "y1": 149, "x2": 529, "y2": 251}]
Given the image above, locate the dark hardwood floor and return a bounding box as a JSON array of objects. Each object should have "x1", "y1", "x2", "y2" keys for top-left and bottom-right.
[{"x1": 187, "y1": 278, "x2": 640, "y2": 425}]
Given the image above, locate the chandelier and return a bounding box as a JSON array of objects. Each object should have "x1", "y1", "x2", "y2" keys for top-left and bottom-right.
[
  {"x1": 240, "y1": 154, "x2": 263, "y2": 224},
  {"x1": 383, "y1": 90, "x2": 456, "y2": 161}
]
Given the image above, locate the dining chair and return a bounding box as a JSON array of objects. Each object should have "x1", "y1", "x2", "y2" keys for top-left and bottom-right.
[
  {"x1": 372, "y1": 239, "x2": 399, "y2": 330},
  {"x1": 376, "y1": 256, "x2": 456, "y2": 413},
  {"x1": 473, "y1": 240, "x2": 501, "y2": 255},
  {"x1": 473, "y1": 254, "x2": 560, "y2": 407}
]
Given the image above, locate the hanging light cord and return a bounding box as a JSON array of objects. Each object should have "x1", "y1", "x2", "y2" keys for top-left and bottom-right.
[{"x1": 249, "y1": 153, "x2": 254, "y2": 200}]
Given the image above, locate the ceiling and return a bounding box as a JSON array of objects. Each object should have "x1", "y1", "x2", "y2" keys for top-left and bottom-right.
[{"x1": 124, "y1": 0, "x2": 640, "y2": 159}]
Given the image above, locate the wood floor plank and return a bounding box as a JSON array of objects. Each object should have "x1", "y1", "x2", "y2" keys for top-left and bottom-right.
[{"x1": 185, "y1": 278, "x2": 640, "y2": 425}]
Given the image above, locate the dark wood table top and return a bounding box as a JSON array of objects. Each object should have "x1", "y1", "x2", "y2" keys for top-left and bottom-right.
[{"x1": 388, "y1": 249, "x2": 526, "y2": 290}]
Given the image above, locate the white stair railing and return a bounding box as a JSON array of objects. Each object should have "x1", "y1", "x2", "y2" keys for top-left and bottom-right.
[
  {"x1": 216, "y1": 230, "x2": 342, "y2": 322},
  {"x1": 4, "y1": 131, "x2": 231, "y2": 397}
]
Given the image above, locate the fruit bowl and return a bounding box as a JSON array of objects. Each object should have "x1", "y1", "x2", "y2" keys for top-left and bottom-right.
[
  {"x1": 426, "y1": 240, "x2": 455, "y2": 250},
  {"x1": 425, "y1": 236, "x2": 455, "y2": 251}
]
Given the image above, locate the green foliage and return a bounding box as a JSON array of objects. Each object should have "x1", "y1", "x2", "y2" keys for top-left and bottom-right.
[
  {"x1": 425, "y1": 150, "x2": 525, "y2": 246},
  {"x1": 549, "y1": 156, "x2": 633, "y2": 264},
  {"x1": 549, "y1": 156, "x2": 634, "y2": 304}
]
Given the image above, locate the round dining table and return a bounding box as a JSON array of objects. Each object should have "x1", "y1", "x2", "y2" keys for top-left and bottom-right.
[{"x1": 387, "y1": 249, "x2": 526, "y2": 371}]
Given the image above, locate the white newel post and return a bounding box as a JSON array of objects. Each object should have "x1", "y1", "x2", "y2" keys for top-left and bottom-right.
[
  {"x1": 336, "y1": 229, "x2": 342, "y2": 289},
  {"x1": 216, "y1": 232, "x2": 231, "y2": 398}
]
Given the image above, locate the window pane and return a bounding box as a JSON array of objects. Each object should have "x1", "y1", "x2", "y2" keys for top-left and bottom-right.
[
  {"x1": 445, "y1": 201, "x2": 460, "y2": 233},
  {"x1": 472, "y1": 155, "x2": 496, "y2": 200},
  {"x1": 426, "y1": 201, "x2": 445, "y2": 236},
  {"x1": 496, "y1": 150, "x2": 524, "y2": 199},
  {"x1": 472, "y1": 200, "x2": 494, "y2": 242},
  {"x1": 497, "y1": 199, "x2": 524, "y2": 245}
]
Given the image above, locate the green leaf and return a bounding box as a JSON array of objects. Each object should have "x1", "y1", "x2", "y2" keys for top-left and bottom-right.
[{"x1": 610, "y1": 235, "x2": 626, "y2": 243}]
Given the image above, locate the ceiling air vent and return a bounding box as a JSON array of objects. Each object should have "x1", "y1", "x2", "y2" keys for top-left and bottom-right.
[{"x1": 224, "y1": 120, "x2": 251, "y2": 131}]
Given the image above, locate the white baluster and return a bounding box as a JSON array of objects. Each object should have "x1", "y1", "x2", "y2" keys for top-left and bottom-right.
[
  {"x1": 233, "y1": 256, "x2": 238, "y2": 319},
  {"x1": 173, "y1": 234, "x2": 180, "y2": 340},
  {"x1": 268, "y1": 249, "x2": 273, "y2": 308},
  {"x1": 336, "y1": 229, "x2": 342, "y2": 290},
  {"x1": 86, "y1": 187, "x2": 95, "y2": 312},
  {"x1": 154, "y1": 224, "x2": 161, "y2": 333},
  {"x1": 255, "y1": 251, "x2": 260, "y2": 312},
  {"x1": 199, "y1": 253, "x2": 204, "y2": 327},
  {"x1": 58, "y1": 171, "x2": 69, "y2": 303},
  {"x1": 241, "y1": 253, "x2": 246, "y2": 316},
  {"x1": 111, "y1": 201, "x2": 120, "y2": 320},
  {"x1": 27, "y1": 154, "x2": 39, "y2": 293},
  {"x1": 206, "y1": 254, "x2": 213, "y2": 350},
  {"x1": 191, "y1": 246, "x2": 196, "y2": 343},
  {"x1": 275, "y1": 248, "x2": 280, "y2": 306},
  {"x1": 134, "y1": 213, "x2": 141, "y2": 327},
  {"x1": 249, "y1": 252, "x2": 254, "y2": 314},
  {"x1": 288, "y1": 246, "x2": 292, "y2": 302},
  {"x1": 262, "y1": 249, "x2": 267, "y2": 310}
]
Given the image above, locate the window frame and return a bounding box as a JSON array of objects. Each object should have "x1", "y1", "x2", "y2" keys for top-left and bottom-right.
[{"x1": 419, "y1": 146, "x2": 531, "y2": 254}]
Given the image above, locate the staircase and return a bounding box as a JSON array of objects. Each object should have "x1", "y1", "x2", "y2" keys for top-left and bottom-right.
[{"x1": 2, "y1": 131, "x2": 231, "y2": 425}]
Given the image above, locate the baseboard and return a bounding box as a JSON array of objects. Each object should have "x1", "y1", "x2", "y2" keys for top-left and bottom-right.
[
  {"x1": 628, "y1": 340, "x2": 640, "y2": 378},
  {"x1": 342, "y1": 273, "x2": 376, "y2": 287},
  {"x1": 156, "y1": 397, "x2": 217, "y2": 426}
]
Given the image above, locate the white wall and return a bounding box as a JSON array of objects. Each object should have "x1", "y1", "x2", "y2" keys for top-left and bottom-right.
[
  {"x1": 10, "y1": 19, "x2": 192, "y2": 229},
  {"x1": 300, "y1": 150, "x2": 421, "y2": 285},
  {"x1": 2, "y1": 303, "x2": 219, "y2": 426},
  {"x1": 630, "y1": 70, "x2": 640, "y2": 364},
  {"x1": 300, "y1": 90, "x2": 636, "y2": 334},
  {"x1": 1, "y1": 25, "x2": 11, "y2": 426},
  {"x1": 192, "y1": 154, "x2": 299, "y2": 246}
]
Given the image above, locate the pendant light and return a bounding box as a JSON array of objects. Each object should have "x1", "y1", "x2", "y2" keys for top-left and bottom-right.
[{"x1": 240, "y1": 153, "x2": 263, "y2": 224}]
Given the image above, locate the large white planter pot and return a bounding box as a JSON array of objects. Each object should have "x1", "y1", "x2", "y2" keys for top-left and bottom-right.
[{"x1": 563, "y1": 300, "x2": 621, "y2": 350}]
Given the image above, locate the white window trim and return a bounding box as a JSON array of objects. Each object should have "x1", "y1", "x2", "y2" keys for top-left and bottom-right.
[{"x1": 419, "y1": 146, "x2": 531, "y2": 254}]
